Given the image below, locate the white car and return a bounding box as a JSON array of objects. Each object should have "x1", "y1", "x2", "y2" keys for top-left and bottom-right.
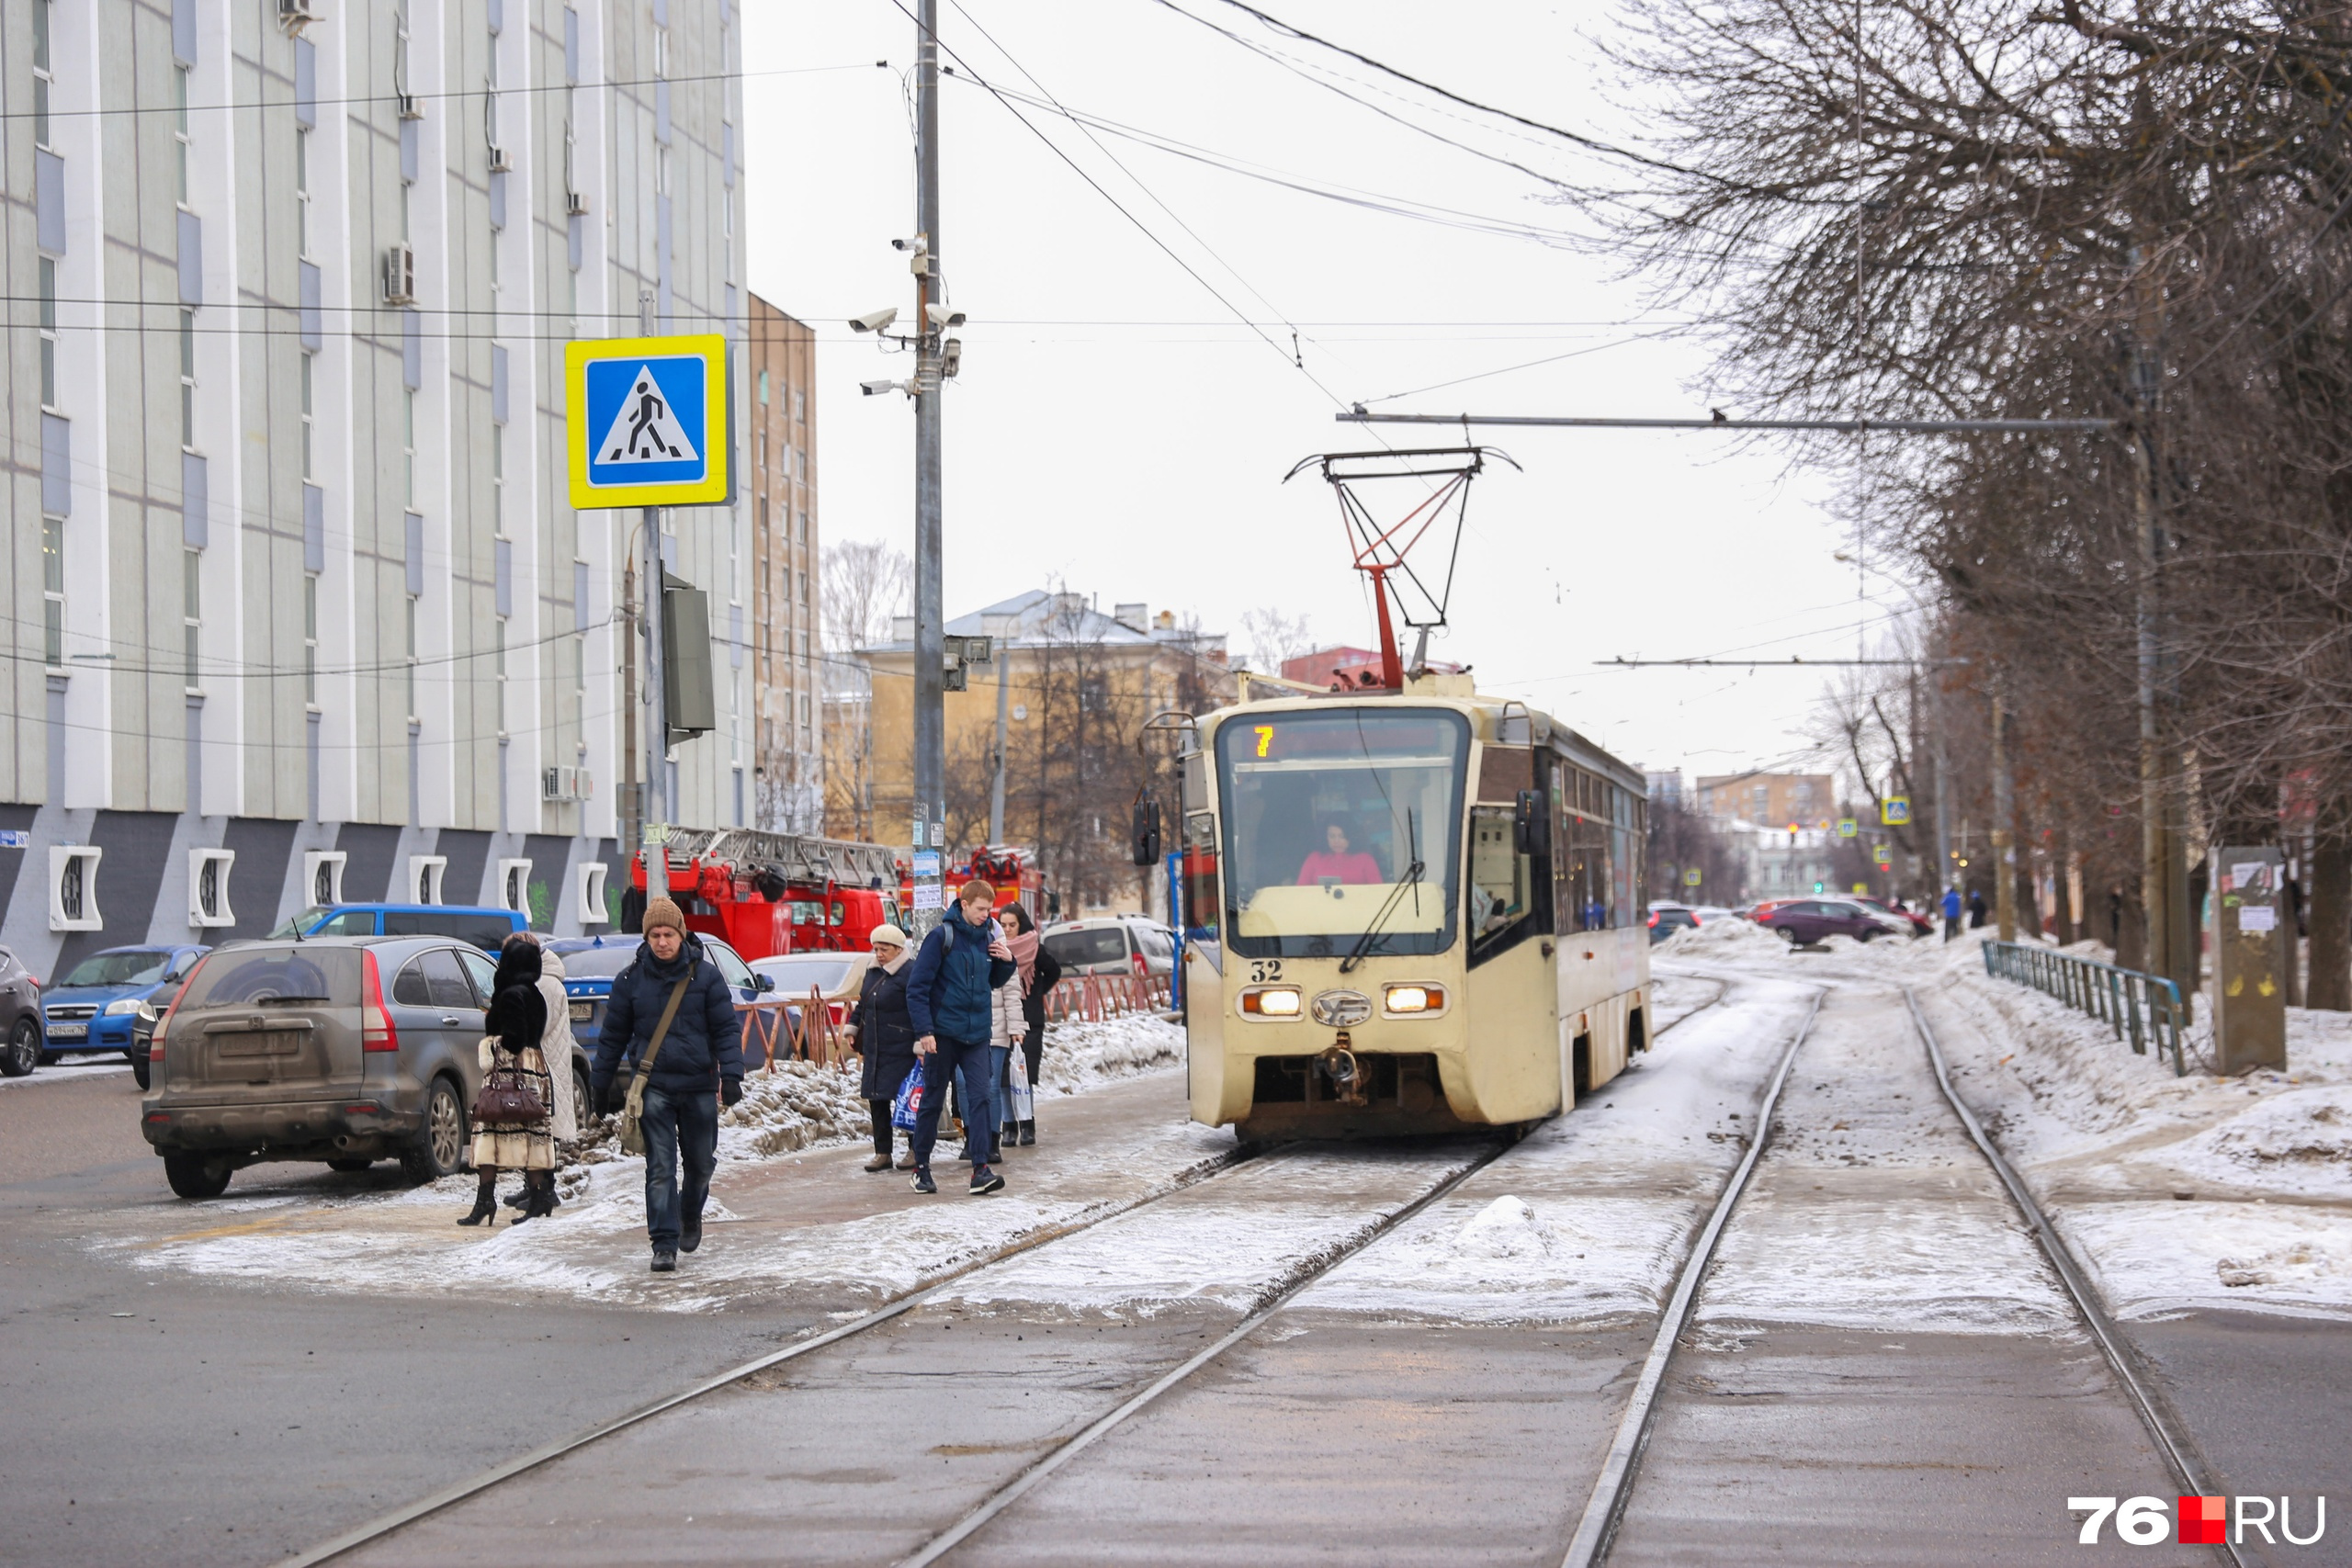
[{"x1": 1040, "y1": 916, "x2": 1177, "y2": 979}]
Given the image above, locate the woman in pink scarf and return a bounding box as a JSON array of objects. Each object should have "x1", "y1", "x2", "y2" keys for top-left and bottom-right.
[{"x1": 998, "y1": 904, "x2": 1057, "y2": 1146}]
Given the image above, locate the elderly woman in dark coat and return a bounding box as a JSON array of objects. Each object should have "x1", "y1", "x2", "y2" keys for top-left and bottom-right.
[
  {"x1": 458, "y1": 934, "x2": 558, "y2": 1226},
  {"x1": 846, "y1": 924, "x2": 919, "y2": 1173}
]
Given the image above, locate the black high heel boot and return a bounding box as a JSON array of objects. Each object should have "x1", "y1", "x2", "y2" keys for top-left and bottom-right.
[
  {"x1": 457, "y1": 1176, "x2": 497, "y2": 1226},
  {"x1": 514, "y1": 1172, "x2": 556, "y2": 1223}
]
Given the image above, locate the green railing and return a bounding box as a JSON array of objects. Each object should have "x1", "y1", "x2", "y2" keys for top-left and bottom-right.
[{"x1": 1981, "y1": 942, "x2": 2188, "y2": 1077}]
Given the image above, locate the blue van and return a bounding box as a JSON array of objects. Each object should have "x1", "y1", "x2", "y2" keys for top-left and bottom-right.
[{"x1": 266, "y1": 904, "x2": 526, "y2": 951}]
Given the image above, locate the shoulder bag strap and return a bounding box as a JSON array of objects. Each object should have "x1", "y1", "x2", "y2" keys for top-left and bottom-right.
[{"x1": 630, "y1": 978, "x2": 694, "y2": 1090}]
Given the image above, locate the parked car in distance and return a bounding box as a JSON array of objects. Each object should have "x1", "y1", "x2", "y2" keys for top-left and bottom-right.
[
  {"x1": 266, "y1": 904, "x2": 527, "y2": 950},
  {"x1": 1645, "y1": 903, "x2": 1701, "y2": 943},
  {"x1": 0, "y1": 946, "x2": 45, "y2": 1078},
  {"x1": 41, "y1": 945, "x2": 209, "y2": 1070},
  {"x1": 1850, "y1": 895, "x2": 1932, "y2": 938},
  {"x1": 1041, "y1": 916, "x2": 1176, "y2": 979},
  {"x1": 545, "y1": 931, "x2": 780, "y2": 1066},
  {"x1": 1758, "y1": 899, "x2": 1887, "y2": 946},
  {"x1": 139, "y1": 935, "x2": 594, "y2": 1199},
  {"x1": 749, "y1": 951, "x2": 873, "y2": 1034}
]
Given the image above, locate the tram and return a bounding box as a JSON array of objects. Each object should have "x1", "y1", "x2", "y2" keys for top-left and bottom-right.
[
  {"x1": 1177, "y1": 444, "x2": 1651, "y2": 1138},
  {"x1": 1180, "y1": 671, "x2": 1650, "y2": 1138}
]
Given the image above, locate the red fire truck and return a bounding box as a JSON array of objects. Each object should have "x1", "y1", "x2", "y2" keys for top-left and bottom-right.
[
  {"x1": 900, "y1": 844, "x2": 1051, "y2": 922},
  {"x1": 631, "y1": 828, "x2": 904, "y2": 963}
]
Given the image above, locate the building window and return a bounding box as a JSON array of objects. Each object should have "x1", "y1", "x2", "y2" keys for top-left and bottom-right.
[
  {"x1": 403, "y1": 390, "x2": 416, "y2": 505},
  {"x1": 299, "y1": 350, "x2": 314, "y2": 477},
  {"x1": 797, "y1": 509, "x2": 808, "y2": 544},
  {"x1": 39, "y1": 259, "x2": 58, "y2": 411},
  {"x1": 795, "y1": 389, "x2": 806, "y2": 423},
  {"x1": 181, "y1": 310, "x2": 198, "y2": 447},
  {"x1": 303, "y1": 575, "x2": 318, "y2": 704},
  {"x1": 184, "y1": 548, "x2": 202, "y2": 690},
  {"x1": 405, "y1": 596, "x2": 418, "y2": 718},
  {"x1": 41, "y1": 518, "x2": 64, "y2": 668},
  {"x1": 758, "y1": 369, "x2": 769, "y2": 405},
  {"x1": 33, "y1": 0, "x2": 53, "y2": 150},
  {"x1": 175, "y1": 64, "x2": 192, "y2": 205},
  {"x1": 295, "y1": 123, "x2": 310, "y2": 256}
]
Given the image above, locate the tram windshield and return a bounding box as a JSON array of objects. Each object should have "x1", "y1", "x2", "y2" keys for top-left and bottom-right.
[{"x1": 1215, "y1": 707, "x2": 1469, "y2": 959}]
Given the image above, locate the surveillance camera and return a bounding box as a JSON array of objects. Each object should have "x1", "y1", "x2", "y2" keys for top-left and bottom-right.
[
  {"x1": 848, "y1": 307, "x2": 899, "y2": 333},
  {"x1": 860, "y1": 378, "x2": 899, "y2": 397},
  {"x1": 924, "y1": 303, "x2": 967, "y2": 329},
  {"x1": 890, "y1": 236, "x2": 928, "y2": 254},
  {"x1": 940, "y1": 337, "x2": 963, "y2": 378}
]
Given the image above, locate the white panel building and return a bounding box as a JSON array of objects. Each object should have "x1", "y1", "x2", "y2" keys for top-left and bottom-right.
[{"x1": 2, "y1": 0, "x2": 752, "y2": 979}]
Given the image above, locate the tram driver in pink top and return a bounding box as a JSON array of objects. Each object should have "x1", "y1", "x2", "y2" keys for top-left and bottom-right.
[{"x1": 1295, "y1": 820, "x2": 1385, "y2": 886}]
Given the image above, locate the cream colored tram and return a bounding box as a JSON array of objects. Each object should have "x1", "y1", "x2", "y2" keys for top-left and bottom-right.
[{"x1": 1182, "y1": 671, "x2": 1650, "y2": 1139}]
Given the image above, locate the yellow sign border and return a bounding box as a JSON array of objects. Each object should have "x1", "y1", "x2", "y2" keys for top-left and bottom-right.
[
  {"x1": 566, "y1": 334, "x2": 731, "y2": 509},
  {"x1": 1880, "y1": 795, "x2": 1912, "y2": 826}
]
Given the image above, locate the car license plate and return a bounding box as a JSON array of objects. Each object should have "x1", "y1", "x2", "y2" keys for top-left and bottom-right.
[
  {"x1": 48, "y1": 1022, "x2": 86, "y2": 1039},
  {"x1": 571, "y1": 1001, "x2": 594, "y2": 1022}
]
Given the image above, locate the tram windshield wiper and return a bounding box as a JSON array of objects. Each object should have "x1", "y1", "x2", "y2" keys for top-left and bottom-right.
[{"x1": 1340, "y1": 811, "x2": 1423, "y2": 975}]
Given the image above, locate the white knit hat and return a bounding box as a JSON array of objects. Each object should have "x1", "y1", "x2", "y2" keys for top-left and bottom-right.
[{"x1": 868, "y1": 923, "x2": 910, "y2": 950}]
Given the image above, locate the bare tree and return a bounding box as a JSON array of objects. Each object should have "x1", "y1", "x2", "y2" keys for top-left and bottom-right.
[
  {"x1": 1239, "y1": 607, "x2": 1318, "y2": 674},
  {"x1": 821, "y1": 540, "x2": 911, "y2": 664}
]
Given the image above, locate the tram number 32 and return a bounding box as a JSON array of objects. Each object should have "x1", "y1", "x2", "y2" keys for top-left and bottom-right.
[{"x1": 1250, "y1": 960, "x2": 1284, "y2": 983}]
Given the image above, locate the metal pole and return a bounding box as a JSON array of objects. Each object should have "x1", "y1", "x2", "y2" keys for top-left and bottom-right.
[
  {"x1": 910, "y1": 0, "x2": 945, "y2": 931},
  {"x1": 639, "y1": 289, "x2": 669, "y2": 903},
  {"x1": 2130, "y1": 256, "x2": 2165, "y2": 983},
  {"x1": 1992, "y1": 675, "x2": 2015, "y2": 943},
  {"x1": 989, "y1": 637, "x2": 1009, "y2": 845}
]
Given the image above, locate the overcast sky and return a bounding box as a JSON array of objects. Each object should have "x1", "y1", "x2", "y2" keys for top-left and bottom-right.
[{"x1": 740, "y1": 0, "x2": 1911, "y2": 786}]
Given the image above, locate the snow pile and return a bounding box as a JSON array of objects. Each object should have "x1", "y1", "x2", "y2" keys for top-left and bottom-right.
[
  {"x1": 2171, "y1": 1091, "x2": 2352, "y2": 1198},
  {"x1": 718, "y1": 1059, "x2": 873, "y2": 1159},
  {"x1": 1657, "y1": 916, "x2": 1787, "y2": 961},
  {"x1": 1451, "y1": 1195, "x2": 1555, "y2": 1260},
  {"x1": 1036, "y1": 1011, "x2": 1185, "y2": 1094},
  {"x1": 2216, "y1": 1228, "x2": 2352, "y2": 1290}
]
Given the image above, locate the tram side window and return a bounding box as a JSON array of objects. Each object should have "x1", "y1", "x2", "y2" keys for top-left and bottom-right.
[{"x1": 1468, "y1": 807, "x2": 1528, "y2": 948}]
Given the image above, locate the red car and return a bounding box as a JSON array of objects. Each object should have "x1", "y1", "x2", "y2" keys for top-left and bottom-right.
[
  {"x1": 1758, "y1": 899, "x2": 1884, "y2": 945},
  {"x1": 1851, "y1": 895, "x2": 1932, "y2": 937}
]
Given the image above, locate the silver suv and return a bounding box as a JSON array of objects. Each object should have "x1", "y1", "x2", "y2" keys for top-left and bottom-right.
[
  {"x1": 138, "y1": 935, "x2": 590, "y2": 1200},
  {"x1": 1040, "y1": 916, "x2": 1178, "y2": 979}
]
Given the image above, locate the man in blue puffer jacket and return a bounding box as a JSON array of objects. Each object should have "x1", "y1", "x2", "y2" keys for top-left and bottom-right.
[
  {"x1": 591, "y1": 897, "x2": 743, "y2": 1271},
  {"x1": 905, "y1": 879, "x2": 1016, "y2": 1195}
]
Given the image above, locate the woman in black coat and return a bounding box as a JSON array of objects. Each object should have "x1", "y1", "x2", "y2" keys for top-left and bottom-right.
[{"x1": 848, "y1": 925, "x2": 918, "y2": 1172}]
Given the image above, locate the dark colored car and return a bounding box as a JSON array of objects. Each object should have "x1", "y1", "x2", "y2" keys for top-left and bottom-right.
[
  {"x1": 0, "y1": 946, "x2": 44, "y2": 1077},
  {"x1": 138, "y1": 935, "x2": 593, "y2": 1200},
  {"x1": 40, "y1": 944, "x2": 209, "y2": 1070},
  {"x1": 266, "y1": 904, "x2": 527, "y2": 950},
  {"x1": 1645, "y1": 904, "x2": 1701, "y2": 943},
  {"x1": 1759, "y1": 899, "x2": 1884, "y2": 946},
  {"x1": 546, "y1": 932, "x2": 781, "y2": 1067}
]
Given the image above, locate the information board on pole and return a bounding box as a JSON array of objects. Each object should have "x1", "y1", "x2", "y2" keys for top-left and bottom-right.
[{"x1": 565, "y1": 335, "x2": 734, "y2": 509}]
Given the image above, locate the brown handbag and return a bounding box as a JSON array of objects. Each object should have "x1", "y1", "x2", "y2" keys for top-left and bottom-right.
[{"x1": 471, "y1": 1047, "x2": 548, "y2": 1127}]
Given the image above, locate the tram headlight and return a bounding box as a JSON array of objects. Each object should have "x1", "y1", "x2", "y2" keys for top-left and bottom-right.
[
  {"x1": 1241, "y1": 987, "x2": 1302, "y2": 1018},
  {"x1": 1384, "y1": 985, "x2": 1444, "y2": 1015}
]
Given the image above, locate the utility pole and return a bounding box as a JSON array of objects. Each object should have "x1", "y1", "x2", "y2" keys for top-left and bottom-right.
[
  {"x1": 909, "y1": 0, "x2": 946, "y2": 931},
  {"x1": 639, "y1": 288, "x2": 670, "y2": 905},
  {"x1": 989, "y1": 637, "x2": 1010, "y2": 845},
  {"x1": 1991, "y1": 674, "x2": 2015, "y2": 942},
  {"x1": 2129, "y1": 253, "x2": 2181, "y2": 992}
]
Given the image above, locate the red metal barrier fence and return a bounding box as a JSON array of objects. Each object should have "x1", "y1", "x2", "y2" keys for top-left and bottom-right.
[{"x1": 752, "y1": 973, "x2": 1169, "y2": 1074}]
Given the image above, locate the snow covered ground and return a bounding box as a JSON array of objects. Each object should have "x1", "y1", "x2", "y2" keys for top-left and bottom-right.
[{"x1": 1657, "y1": 915, "x2": 2352, "y2": 1321}]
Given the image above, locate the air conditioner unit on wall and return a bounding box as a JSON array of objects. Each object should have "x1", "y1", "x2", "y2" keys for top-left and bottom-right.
[
  {"x1": 488, "y1": 146, "x2": 511, "y2": 174},
  {"x1": 382, "y1": 244, "x2": 416, "y2": 305},
  {"x1": 397, "y1": 93, "x2": 424, "y2": 120},
  {"x1": 566, "y1": 191, "x2": 589, "y2": 217},
  {"x1": 277, "y1": 0, "x2": 318, "y2": 31},
  {"x1": 543, "y1": 766, "x2": 579, "y2": 802}
]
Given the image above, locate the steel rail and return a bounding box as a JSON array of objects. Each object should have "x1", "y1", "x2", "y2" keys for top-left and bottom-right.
[
  {"x1": 1559, "y1": 987, "x2": 1825, "y2": 1568},
  {"x1": 904, "y1": 984, "x2": 1741, "y2": 1567},
  {"x1": 1905, "y1": 988, "x2": 2250, "y2": 1568},
  {"x1": 271, "y1": 1141, "x2": 1270, "y2": 1568},
  {"x1": 895, "y1": 1136, "x2": 1519, "y2": 1568}
]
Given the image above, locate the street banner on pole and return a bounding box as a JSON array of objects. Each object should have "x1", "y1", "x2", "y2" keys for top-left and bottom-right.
[{"x1": 566, "y1": 335, "x2": 733, "y2": 508}]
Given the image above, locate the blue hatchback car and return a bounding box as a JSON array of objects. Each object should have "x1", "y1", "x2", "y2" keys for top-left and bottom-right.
[
  {"x1": 42, "y1": 945, "x2": 209, "y2": 1065},
  {"x1": 545, "y1": 934, "x2": 783, "y2": 1067},
  {"x1": 267, "y1": 904, "x2": 526, "y2": 951}
]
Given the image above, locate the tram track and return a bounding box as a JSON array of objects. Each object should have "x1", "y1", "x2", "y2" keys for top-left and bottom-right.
[
  {"x1": 286, "y1": 985, "x2": 1749, "y2": 1568},
  {"x1": 1557, "y1": 976, "x2": 2246, "y2": 1568}
]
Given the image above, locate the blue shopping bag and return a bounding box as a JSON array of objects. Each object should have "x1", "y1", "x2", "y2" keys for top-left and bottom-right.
[{"x1": 890, "y1": 1066, "x2": 926, "y2": 1131}]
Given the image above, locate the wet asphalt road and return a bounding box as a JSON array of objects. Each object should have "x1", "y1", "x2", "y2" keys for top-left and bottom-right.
[{"x1": 0, "y1": 1065, "x2": 777, "y2": 1568}]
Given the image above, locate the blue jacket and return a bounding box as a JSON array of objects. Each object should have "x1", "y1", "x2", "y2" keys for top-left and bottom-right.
[
  {"x1": 906, "y1": 906, "x2": 1015, "y2": 1045},
  {"x1": 1941, "y1": 888, "x2": 1962, "y2": 919},
  {"x1": 590, "y1": 934, "x2": 744, "y2": 1098}
]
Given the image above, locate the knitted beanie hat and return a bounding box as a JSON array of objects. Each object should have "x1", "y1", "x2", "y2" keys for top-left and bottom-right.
[{"x1": 642, "y1": 896, "x2": 687, "y2": 936}]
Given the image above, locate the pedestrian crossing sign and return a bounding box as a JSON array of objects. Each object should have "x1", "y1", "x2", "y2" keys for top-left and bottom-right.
[{"x1": 565, "y1": 334, "x2": 732, "y2": 508}]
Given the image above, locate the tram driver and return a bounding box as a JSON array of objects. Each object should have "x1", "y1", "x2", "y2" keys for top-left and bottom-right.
[{"x1": 1295, "y1": 818, "x2": 1385, "y2": 887}]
